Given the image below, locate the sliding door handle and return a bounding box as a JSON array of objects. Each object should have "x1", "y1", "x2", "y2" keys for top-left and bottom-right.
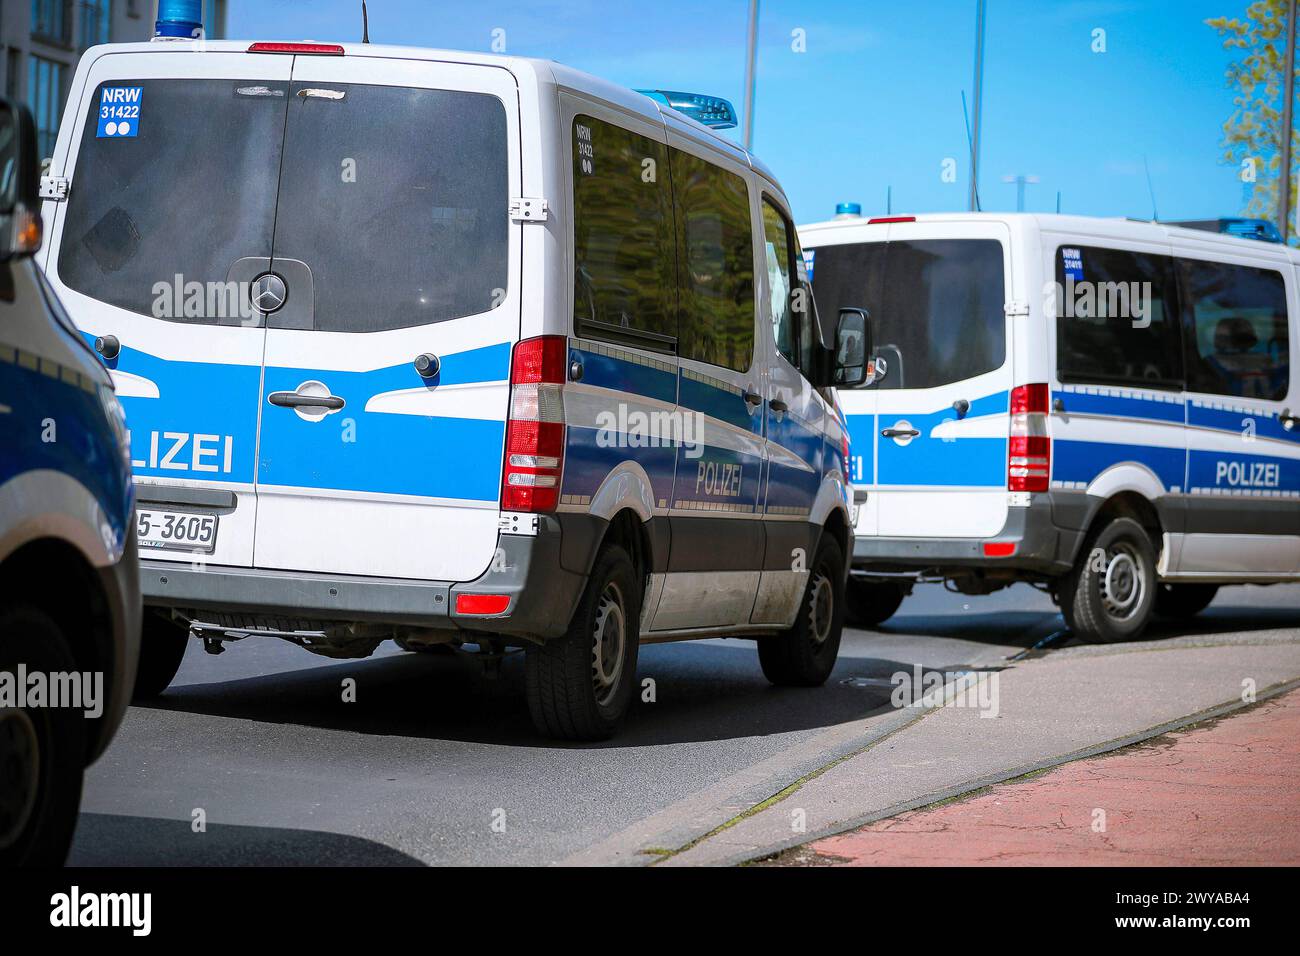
[{"x1": 269, "y1": 391, "x2": 345, "y2": 411}]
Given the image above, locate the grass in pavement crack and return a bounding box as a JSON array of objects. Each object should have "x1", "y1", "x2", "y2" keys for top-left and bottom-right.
[{"x1": 649, "y1": 709, "x2": 930, "y2": 864}]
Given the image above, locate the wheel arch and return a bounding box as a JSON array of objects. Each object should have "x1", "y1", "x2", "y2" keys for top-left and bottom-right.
[{"x1": 0, "y1": 537, "x2": 118, "y2": 764}]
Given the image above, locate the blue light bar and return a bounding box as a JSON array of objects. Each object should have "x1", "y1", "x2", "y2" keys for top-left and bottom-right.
[
  {"x1": 836, "y1": 202, "x2": 862, "y2": 218},
  {"x1": 155, "y1": 0, "x2": 204, "y2": 39},
  {"x1": 1167, "y1": 217, "x2": 1284, "y2": 244},
  {"x1": 636, "y1": 90, "x2": 738, "y2": 130}
]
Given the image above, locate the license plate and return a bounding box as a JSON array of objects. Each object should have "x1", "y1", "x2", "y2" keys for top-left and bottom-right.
[{"x1": 136, "y1": 509, "x2": 218, "y2": 554}]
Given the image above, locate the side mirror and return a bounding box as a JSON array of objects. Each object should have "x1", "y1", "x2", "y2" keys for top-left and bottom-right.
[
  {"x1": 0, "y1": 97, "x2": 44, "y2": 262},
  {"x1": 834, "y1": 307, "x2": 872, "y2": 388}
]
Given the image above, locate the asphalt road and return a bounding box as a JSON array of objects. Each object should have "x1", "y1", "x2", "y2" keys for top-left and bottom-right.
[{"x1": 69, "y1": 581, "x2": 1300, "y2": 866}]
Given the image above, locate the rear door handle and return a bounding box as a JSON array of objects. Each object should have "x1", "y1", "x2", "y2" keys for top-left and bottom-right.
[
  {"x1": 769, "y1": 398, "x2": 789, "y2": 413},
  {"x1": 881, "y1": 427, "x2": 920, "y2": 439},
  {"x1": 269, "y1": 391, "x2": 345, "y2": 410},
  {"x1": 743, "y1": 390, "x2": 762, "y2": 405}
]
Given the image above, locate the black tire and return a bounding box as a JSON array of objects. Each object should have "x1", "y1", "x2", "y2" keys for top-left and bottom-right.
[
  {"x1": 1154, "y1": 583, "x2": 1218, "y2": 620},
  {"x1": 1060, "y1": 516, "x2": 1157, "y2": 644},
  {"x1": 845, "y1": 579, "x2": 906, "y2": 628},
  {"x1": 0, "y1": 605, "x2": 87, "y2": 867},
  {"x1": 132, "y1": 613, "x2": 190, "y2": 700},
  {"x1": 758, "y1": 534, "x2": 846, "y2": 686},
  {"x1": 525, "y1": 544, "x2": 641, "y2": 741}
]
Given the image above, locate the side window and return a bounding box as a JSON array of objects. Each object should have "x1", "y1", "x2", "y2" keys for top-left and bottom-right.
[
  {"x1": 762, "y1": 199, "x2": 817, "y2": 375},
  {"x1": 572, "y1": 115, "x2": 676, "y2": 350},
  {"x1": 1055, "y1": 245, "x2": 1182, "y2": 388},
  {"x1": 671, "y1": 148, "x2": 755, "y2": 372},
  {"x1": 762, "y1": 200, "x2": 796, "y2": 366},
  {"x1": 1178, "y1": 258, "x2": 1289, "y2": 402}
]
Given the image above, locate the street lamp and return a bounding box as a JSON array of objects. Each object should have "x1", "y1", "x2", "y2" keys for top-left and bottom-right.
[{"x1": 1002, "y1": 174, "x2": 1039, "y2": 212}]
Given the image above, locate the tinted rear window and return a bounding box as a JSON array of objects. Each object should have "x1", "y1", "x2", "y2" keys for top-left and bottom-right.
[
  {"x1": 809, "y1": 239, "x2": 1006, "y2": 389},
  {"x1": 58, "y1": 79, "x2": 288, "y2": 325},
  {"x1": 271, "y1": 83, "x2": 509, "y2": 332}
]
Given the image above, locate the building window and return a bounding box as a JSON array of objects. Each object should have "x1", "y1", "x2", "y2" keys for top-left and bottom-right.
[
  {"x1": 28, "y1": 54, "x2": 64, "y2": 158},
  {"x1": 79, "y1": 0, "x2": 112, "y2": 49},
  {"x1": 32, "y1": 0, "x2": 72, "y2": 46}
]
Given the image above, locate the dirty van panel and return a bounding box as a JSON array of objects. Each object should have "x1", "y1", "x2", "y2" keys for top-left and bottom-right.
[
  {"x1": 253, "y1": 57, "x2": 521, "y2": 582},
  {"x1": 45, "y1": 58, "x2": 296, "y2": 569}
]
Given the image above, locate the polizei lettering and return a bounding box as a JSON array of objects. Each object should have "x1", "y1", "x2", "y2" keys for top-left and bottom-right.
[
  {"x1": 1215, "y1": 459, "x2": 1281, "y2": 489},
  {"x1": 696, "y1": 461, "x2": 743, "y2": 498}
]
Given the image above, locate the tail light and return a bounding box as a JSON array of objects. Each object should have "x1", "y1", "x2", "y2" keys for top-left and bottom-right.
[
  {"x1": 501, "y1": 336, "x2": 567, "y2": 512},
  {"x1": 1008, "y1": 384, "x2": 1051, "y2": 492}
]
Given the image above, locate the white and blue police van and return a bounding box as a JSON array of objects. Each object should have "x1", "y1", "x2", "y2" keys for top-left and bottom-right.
[
  {"x1": 1, "y1": 96, "x2": 140, "y2": 865},
  {"x1": 801, "y1": 211, "x2": 1300, "y2": 644},
  {"x1": 38, "y1": 30, "x2": 864, "y2": 739}
]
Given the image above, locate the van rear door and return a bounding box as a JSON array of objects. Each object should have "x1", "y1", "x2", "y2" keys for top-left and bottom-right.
[
  {"x1": 811, "y1": 220, "x2": 1015, "y2": 538},
  {"x1": 44, "y1": 51, "x2": 294, "y2": 567},
  {"x1": 252, "y1": 56, "x2": 521, "y2": 581}
]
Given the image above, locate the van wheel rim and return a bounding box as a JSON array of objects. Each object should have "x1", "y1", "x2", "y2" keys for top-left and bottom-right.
[
  {"x1": 591, "y1": 583, "x2": 626, "y2": 707},
  {"x1": 0, "y1": 708, "x2": 40, "y2": 851},
  {"x1": 809, "y1": 571, "x2": 834, "y2": 646},
  {"x1": 1101, "y1": 545, "x2": 1145, "y2": 621}
]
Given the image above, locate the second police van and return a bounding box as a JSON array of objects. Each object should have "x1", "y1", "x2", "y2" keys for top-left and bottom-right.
[
  {"x1": 802, "y1": 211, "x2": 1300, "y2": 643},
  {"x1": 39, "y1": 37, "x2": 865, "y2": 739}
]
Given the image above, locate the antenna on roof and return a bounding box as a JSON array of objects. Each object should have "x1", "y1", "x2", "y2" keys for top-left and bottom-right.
[
  {"x1": 1143, "y1": 155, "x2": 1159, "y2": 221},
  {"x1": 961, "y1": 91, "x2": 982, "y2": 212},
  {"x1": 362, "y1": 1, "x2": 371, "y2": 43}
]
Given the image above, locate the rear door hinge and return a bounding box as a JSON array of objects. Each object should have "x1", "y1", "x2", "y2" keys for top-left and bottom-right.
[
  {"x1": 509, "y1": 197, "x2": 548, "y2": 222},
  {"x1": 40, "y1": 176, "x2": 69, "y2": 201},
  {"x1": 1004, "y1": 300, "x2": 1030, "y2": 317}
]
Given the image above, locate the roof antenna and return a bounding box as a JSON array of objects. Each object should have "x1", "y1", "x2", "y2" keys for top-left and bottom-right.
[
  {"x1": 1143, "y1": 155, "x2": 1159, "y2": 221},
  {"x1": 362, "y1": 1, "x2": 370, "y2": 43},
  {"x1": 962, "y1": 91, "x2": 982, "y2": 212}
]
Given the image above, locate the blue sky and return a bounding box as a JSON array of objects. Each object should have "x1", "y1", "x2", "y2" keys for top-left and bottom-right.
[{"x1": 228, "y1": 0, "x2": 1260, "y2": 225}]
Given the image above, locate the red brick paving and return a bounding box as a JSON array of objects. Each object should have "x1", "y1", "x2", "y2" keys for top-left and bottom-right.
[{"x1": 806, "y1": 689, "x2": 1300, "y2": 866}]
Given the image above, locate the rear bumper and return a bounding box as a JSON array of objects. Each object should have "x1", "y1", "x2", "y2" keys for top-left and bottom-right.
[
  {"x1": 852, "y1": 494, "x2": 1083, "y2": 576},
  {"x1": 140, "y1": 514, "x2": 593, "y2": 640}
]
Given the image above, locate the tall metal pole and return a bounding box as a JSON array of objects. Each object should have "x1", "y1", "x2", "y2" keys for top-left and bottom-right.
[
  {"x1": 742, "y1": 0, "x2": 760, "y2": 150},
  {"x1": 968, "y1": 0, "x2": 987, "y2": 211},
  {"x1": 1280, "y1": 0, "x2": 1297, "y2": 242}
]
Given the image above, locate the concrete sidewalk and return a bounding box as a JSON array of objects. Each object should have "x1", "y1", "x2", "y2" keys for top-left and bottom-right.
[
  {"x1": 655, "y1": 636, "x2": 1300, "y2": 866},
  {"x1": 784, "y1": 687, "x2": 1300, "y2": 866}
]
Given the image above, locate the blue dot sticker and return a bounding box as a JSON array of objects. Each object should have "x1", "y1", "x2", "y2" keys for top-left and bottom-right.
[{"x1": 97, "y1": 87, "x2": 143, "y2": 138}]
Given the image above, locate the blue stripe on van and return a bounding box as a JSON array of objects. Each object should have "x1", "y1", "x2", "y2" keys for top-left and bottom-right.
[
  {"x1": 562, "y1": 426, "x2": 677, "y2": 506},
  {"x1": 1187, "y1": 447, "x2": 1300, "y2": 495},
  {"x1": 259, "y1": 345, "x2": 510, "y2": 500},
  {"x1": 1054, "y1": 439, "x2": 1185, "y2": 491},
  {"x1": 678, "y1": 374, "x2": 753, "y2": 431},
  {"x1": 1187, "y1": 402, "x2": 1300, "y2": 446},
  {"x1": 1059, "y1": 389, "x2": 1184, "y2": 424},
  {"x1": 573, "y1": 347, "x2": 677, "y2": 405},
  {"x1": 871, "y1": 390, "x2": 1009, "y2": 488}
]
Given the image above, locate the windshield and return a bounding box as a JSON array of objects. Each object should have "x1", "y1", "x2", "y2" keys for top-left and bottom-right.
[{"x1": 809, "y1": 238, "x2": 1007, "y2": 390}]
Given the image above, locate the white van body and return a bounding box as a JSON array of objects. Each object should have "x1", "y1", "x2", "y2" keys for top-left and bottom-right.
[
  {"x1": 801, "y1": 213, "x2": 1300, "y2": 641},
  {"x1": 40, "y1": 40, "x2": 854, "y2": 737}
]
